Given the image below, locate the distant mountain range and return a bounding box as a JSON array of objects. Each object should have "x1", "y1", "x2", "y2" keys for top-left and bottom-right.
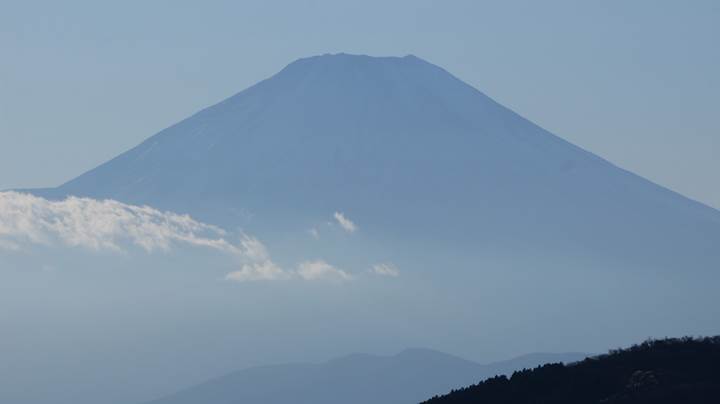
[
  {"x1": 146, "y1": 349, "x2": 587, "y2": 404},
  {"x1": 423, "y1": 337, "x2": 720, "y2": 404}
]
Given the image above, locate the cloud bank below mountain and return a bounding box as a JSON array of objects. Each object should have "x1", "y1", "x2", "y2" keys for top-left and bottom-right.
[
  {"x1": 0, "y1": 192, "x2": 285, "y2": 281},
  {"x1": 0, "y1": 191, "x2": 242, "y2": 253},
  {"x1": 0, "y1": 192, "x2": 381, "y2": 283}
]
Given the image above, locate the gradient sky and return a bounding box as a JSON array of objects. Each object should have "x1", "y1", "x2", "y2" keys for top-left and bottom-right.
[{"x1": 1, "y1": 0, "x2": 718, "y2": 208}]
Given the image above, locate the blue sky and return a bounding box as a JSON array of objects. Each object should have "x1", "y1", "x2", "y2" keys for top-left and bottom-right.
[{"x1": 1, "y1": 0, "x2": 718, "y2": 208}]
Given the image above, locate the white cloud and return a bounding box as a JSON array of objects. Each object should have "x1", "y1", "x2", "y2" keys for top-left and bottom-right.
[
  {"x1": 225, "y1": 235, "x2": 291, "y2": 281},
  {"x1": 297, "y1": 260, "x2": 352, "y2": 281},
  {"x1": 0, "y1": 193, "x2": 365, "y2": 284},
  {"x1": 0, "y1": 191, "x2": 239, "y2": 254},
  {"x1": 371, "y1": 263, "x2": 400, "y2": 277},
  {"x1": 225, "y1": 261, "x2": 290, "y2": 282},
  {"x1": 236, "y1": 234, "x2": 270, "y2": 262},
  {"x1": 228, "y1": 259, "x2": 355, "y2": 283},
  {"x1": 333, "y1": 211, "x2": 357, "y2": 233},
  {"x1": 0, "y1": 192, "x2": 290, "y2": 280}
]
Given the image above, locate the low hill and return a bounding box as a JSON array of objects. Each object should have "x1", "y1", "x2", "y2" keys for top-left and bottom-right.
[
  {"x1": 145, "y1": 349, "x2": 586, "y2": 404},
  {"x1": 423, "y1": 337, "x2": 720, "y2": 404}
]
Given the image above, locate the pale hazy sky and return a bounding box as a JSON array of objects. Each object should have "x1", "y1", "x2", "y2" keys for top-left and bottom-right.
[{"x1": 1, "y1": 0, "x2": 718, "y2": 208}]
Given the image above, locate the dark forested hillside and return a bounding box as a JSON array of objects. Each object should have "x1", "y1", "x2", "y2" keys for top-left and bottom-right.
[{"x1": 423, "y1": 337, "x2": 720, "y2": 404}]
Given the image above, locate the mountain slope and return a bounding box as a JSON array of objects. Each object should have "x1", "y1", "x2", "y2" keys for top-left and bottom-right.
[
  {"x1": 423, "y1": 337, "x2": 720, "y2": 404},
  {"x1": 145, "y1": 349, "x2": 587, "y2": 404},
  {"x1": 29, "y1": 53, "x2": 720, "y2": 272}
]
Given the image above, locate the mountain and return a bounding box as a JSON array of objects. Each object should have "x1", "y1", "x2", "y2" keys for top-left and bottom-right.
[
  {"x1": 7, "y1": 53, "x2": 720, "y2": 404},
  {"x1": 27, "y1": 53, "x2": 720, "y2": 273},
  {"x1": 423, "y1": 337, "x2": 720, "y2": 404},
  {"x1": 145, "y1": 349, "x2": 588, "y2": 404},
  {"x1": 15, "y1": 54, "x2": 720, "y2": 387}
]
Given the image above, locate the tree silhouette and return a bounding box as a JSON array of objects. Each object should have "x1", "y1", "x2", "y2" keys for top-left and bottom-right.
[{"x1": 423, "y1": 336, "x2": 720, "y2": 404}]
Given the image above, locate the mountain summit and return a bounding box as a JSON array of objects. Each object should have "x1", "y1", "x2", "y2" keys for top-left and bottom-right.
[{"x1": 31, "y1": 53, "x2": 720, "y2": 270}]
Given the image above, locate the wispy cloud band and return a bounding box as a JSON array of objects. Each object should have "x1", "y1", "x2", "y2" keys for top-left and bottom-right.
[
  {"x1": 0, "y1": 192, "x2": 285, "y2": 278},
  {"x1": 0, "y1": 192, "x2": 236, "y2": 253},
  {"x1": 372, "y1": 263, "x2": 400, "y2": 277},
  {"x1": 333, "y1": 211, "x2": 357, "y2": 233},
  {"x1": 0, "y1": 192, "x2": 361, "y2": 283}
]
